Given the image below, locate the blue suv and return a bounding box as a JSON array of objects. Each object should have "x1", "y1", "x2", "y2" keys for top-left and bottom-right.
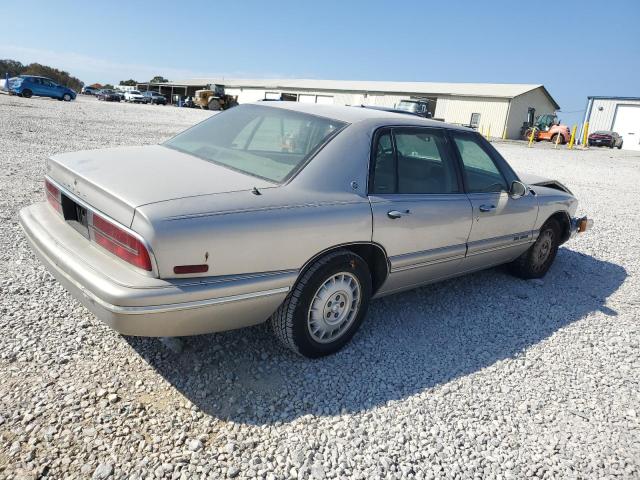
[{"x1": 8, "y1": 75, "x2": 77, "y2": 102}]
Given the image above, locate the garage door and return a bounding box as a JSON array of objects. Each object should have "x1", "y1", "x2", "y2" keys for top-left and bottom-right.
[
  {"x1": 298, "y1": 94, "x2": 316, "y2": 103},
  {"x1": 316, "y1": 95, "x2": 334, "y2": 105},
  {"x1": 612, "y1": 104, "x2": 640, "y2": 151}
]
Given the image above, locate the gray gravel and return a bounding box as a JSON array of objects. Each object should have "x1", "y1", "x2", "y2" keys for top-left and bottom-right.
[{"x1": 1, "y1": 94, "x2": 639, "y2": 479}]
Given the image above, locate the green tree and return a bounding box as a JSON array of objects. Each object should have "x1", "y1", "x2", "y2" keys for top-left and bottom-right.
[
  {"x1": 0, "y1": 59, "x2": 25, "y2": 77},
  {"x1": 102, "y1": 84, "x2": 114, "y2": 90},
  {"x1": 119, "y1": 79, "x2": 137, "y2": 86},
  {"x1": 150, "y1": 75, "x2": 168, "y2": 84}
]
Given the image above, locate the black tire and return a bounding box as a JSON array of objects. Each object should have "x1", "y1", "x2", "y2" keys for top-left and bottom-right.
[
  {"x1": 270, "y1": 250, "x2": 372, "y2": 358},
  {"x1": 63, "y1": 93, "x2": 72, "y2": 102},
  {"x1": 617, "y1": 142, "x2": 623, "y2": 150},
  {"x1": 509, "y1": 218, "x2": 561, "y2": 279},
  {"x1": 208, "y1": 99, "x2": 222, "y2": 111},
  {"x1": 22, "y1": 89, "x2": 32, "y2": 98},
  {"x1": 551, "y1": 133, "x2": 565, "y2": 145}
]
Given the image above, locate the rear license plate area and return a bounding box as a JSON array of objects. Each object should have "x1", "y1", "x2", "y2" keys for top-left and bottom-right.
[{"x1": 61, "y1": 194, "x2": 90, "y2": 239}]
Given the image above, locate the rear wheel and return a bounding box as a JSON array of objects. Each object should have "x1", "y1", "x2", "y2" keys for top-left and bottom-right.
[
  {"x1": 270, "y1": 250, "x2": 372, "y2": 358},
  {"x1": 509, "y1": 218, "x2": 561, "y2": 279},
  {"x1": 22, "y1": 89, "x2": 32, "y2": 98}
]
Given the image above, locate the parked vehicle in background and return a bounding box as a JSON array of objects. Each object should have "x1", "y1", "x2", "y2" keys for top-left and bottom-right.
[
  {"x1": 142, "y1": 91, "x2": 167, "y2": 105},
  {"x1": 589, "y1": 131, "x2": 623, "y2": 149},
  {"x1": 81, "y1": 86, "x2": 98, "y2": 95},
  {"x1": 19, "y1": 103, "x2": 593, "y2": 358},
  {"x1": 194, "y1": 84, "x2": 237, "y2": 110},
  {"x1": 114, "y1": 90, "x2": 126, "y2": 102},
  {"x1": 124, "y1": 90, "x2": 145, "y2": 103},
  {"x1": 96, "y1": 89, "x2": 121, "y2": 102},
  {"x1": 8, "y1": 75, "x2": 76, "y2": 101},
  {"x1": 521, "y1": 114, "x2": 571, "y2": 144},
  {"x1": 396, "y1": 98, "x2": 434, "y2": 118}
]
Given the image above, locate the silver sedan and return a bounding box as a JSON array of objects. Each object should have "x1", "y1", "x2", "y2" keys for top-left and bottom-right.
[{"x1": 19, "y1": 103, "x2": 592, "y2": 357}]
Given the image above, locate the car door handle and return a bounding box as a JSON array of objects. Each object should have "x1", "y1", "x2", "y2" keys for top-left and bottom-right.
[
  {"x1": 479, "y1": 204, "x2": 496, "y2": 212},
  {"x1": 387, "y1": 209, "x2": 410, "y2": 219}
]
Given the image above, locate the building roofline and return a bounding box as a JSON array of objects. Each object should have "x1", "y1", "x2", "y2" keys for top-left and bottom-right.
[{"x1": 587, "y1": 96, "x2": 640, "y2": 101}]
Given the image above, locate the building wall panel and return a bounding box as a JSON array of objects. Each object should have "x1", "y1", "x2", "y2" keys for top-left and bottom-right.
[
  {"x1": 587, "y1": 98, "x2": 640, "y2": 132},
  {"x1": 506, "y1": 88, "x2": 558, "y2": 139},
  {"x1": 435, "y1": 96, "x2": 509, "y2": 136}
]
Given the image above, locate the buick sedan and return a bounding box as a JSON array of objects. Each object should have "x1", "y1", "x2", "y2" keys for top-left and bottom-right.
[{"x1": 19, "y1": 103, "x2": 592, "y2": 357}]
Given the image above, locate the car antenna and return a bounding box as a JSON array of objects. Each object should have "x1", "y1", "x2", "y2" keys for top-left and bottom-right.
[{"x1": 252, "y1": 186, "x2": 262, "y2": 196}]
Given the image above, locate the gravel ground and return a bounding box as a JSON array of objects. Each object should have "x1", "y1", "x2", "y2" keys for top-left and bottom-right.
[{"x1": 1, "y1": 94, "x2": 639, "y2": 480}]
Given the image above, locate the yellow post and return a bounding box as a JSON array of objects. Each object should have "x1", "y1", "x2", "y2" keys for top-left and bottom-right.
[
  {"x1": 502, "y1": 126, "x2": 507, "y2": 140},
  {"x1": 568, "y1": 125, "x2": 577, "y2": 149},
  {"x1": 487, "y1": 124, "x2": 491, "y2": 141},
  {"x1": 581, "y1": 121, "x2": 589, "y2": 149},
  {"x1": 554, "y1": 129, "x2": 561, "y2": 149},
  {"x1": 527, "y1": 127, "x2": 536, "y2": 148}
]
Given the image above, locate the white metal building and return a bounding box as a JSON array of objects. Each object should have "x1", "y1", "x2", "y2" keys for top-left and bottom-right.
[
  {"x1": 582, "y1": 96, "x2": 640, "y2": 151},
  {"x1": 139, "y1": 78, "x2": 560, "y2": 139}
]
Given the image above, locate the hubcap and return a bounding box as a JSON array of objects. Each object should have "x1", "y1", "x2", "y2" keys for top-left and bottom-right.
[
  {"x1": 308, "y1": 272, "x2": 361, "y2": 344},
  {"x1": 532, "y1": 230, "x2": 554, "y2": 270}
]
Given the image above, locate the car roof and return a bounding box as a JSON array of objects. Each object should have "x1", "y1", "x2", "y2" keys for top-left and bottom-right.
[{"x1": 249, "y1": 101, "x2": 471, "y2": 131}]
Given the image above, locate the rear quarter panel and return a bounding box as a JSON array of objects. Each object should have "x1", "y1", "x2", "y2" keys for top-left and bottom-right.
[{"x1": 133, "y1": 189, "x2": 373, "y2": 279}]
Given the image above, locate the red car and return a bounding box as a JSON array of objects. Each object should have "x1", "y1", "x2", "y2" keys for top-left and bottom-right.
[{"x1": 588, "y1": 131, "x2": 623, "y2": 149}]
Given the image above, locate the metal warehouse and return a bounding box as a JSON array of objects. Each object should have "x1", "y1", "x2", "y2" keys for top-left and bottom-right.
[
  {"x1": 137, "y1": 78, "x2": 560, "y2": 140},
  {"x1": 582, "y1": 96, "x2": 640, "y2": 151}
]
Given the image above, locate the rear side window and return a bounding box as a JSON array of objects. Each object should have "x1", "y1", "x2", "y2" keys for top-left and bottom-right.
[
  {"x1": 451, "y1": 132, "x2": 508, "y2": 193},
  {"x1": 370, "y1": 128, "x2": 460, "y2": 195}
]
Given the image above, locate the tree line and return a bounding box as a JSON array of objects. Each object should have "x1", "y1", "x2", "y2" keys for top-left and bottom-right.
[
  {"x1": 0, "y1": 58, "x2": 170, "y2": 92},
  {"x1": 0, "y1": 59, "x2": 84, "y2": 92}
]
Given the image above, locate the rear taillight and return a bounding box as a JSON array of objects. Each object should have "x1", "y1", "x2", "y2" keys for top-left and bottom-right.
[
  {"x1": 45, "y1": 179, "x2": 62, "y2": 213},
  {"x1": 91, "y1": 214, "x2": 152, "y2": 271}
]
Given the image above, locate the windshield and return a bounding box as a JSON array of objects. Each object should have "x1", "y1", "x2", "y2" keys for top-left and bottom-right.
[
  {"x1": 164, "y1": 104, "x2": 347, "y2": 183},
  {"x1": 396, "y1": 101, "x2": 418, "y2": 113},
  {"x1": 130, "y1": 90, "x2": 140, "y2": 94}
]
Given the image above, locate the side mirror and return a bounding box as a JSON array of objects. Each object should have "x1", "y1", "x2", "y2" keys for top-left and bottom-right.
[{"x1": 510, "y1": 180, "x2": 527, "y2": 198}]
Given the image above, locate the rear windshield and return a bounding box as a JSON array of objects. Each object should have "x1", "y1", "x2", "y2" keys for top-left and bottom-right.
[{"x1": 164, "y1": 104, "x2": 347, "y2": 183}]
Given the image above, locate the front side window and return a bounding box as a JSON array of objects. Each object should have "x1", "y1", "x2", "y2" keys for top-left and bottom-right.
[
  {"x1": 451, "y1": 133, "x2": 508, "y2": 193},
  {"x1": 371, "y1": 128, "x2": 459, "y2": 195},
  {"x1": 165, "y1": 104, "x2": 347, "y2": 183}
]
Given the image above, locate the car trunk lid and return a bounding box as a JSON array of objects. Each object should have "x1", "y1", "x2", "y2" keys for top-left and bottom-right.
[{"x1": 46, "y1": 144, "x2": 274, "y2": 227}]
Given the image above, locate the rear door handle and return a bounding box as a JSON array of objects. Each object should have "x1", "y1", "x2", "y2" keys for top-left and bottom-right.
[
  {"x1": 387, "y1": 209, "x2": 410, "y2": 219},
  {"x1": 479, "y1": 204, "x2": 496, "y2": 212}
]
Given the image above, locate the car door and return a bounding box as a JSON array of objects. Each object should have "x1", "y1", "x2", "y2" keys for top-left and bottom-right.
[
  {"x1": 370, "y1": 127, "x2": 473, "y2": 296},
  {"x1": 450, "y1": 130, "x2": 538, "y2": 271},
  {"x1": 43, "y1": 79, "x2": 60, "y2": 98},
  {"x1": 28, "y1": 78, "x2": 45, "y2": 96}
]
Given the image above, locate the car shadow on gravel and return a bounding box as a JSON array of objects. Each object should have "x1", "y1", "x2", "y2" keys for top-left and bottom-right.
[{"x1": 125, "y1": 248, "x2": 626, "y2": 425}]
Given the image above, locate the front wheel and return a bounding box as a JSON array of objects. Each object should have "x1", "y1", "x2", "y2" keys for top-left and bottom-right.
[
  {"x1": 270, "y1": 250, "x2": 372, "y2": 358},
  {"x1": 63, "y1": 93, "x2": 72, "y2": 102},
  {"x1": 509, "y1": 218, "x2": 561, "y2": 279},
  {"x1": 551, "y1": 133, "x2": 565, "y2": 145},
  {"x1": 22, "y1": 89, "x2": 33, "y2": 98}
]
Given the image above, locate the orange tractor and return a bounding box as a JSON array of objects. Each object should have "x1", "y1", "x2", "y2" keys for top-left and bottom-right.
[{"x1": 521, "y1": 114, "x2": 571, "y2": 144}]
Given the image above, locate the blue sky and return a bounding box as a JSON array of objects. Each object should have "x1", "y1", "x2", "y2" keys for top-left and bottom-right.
[{"x1": 2, "y1": 0, "x2": 638, "y2": 126}]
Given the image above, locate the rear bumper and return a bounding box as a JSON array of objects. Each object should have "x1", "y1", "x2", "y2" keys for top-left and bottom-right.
[{"x1": 19, "y1": 202, "x2": 293, "y2": 337}]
